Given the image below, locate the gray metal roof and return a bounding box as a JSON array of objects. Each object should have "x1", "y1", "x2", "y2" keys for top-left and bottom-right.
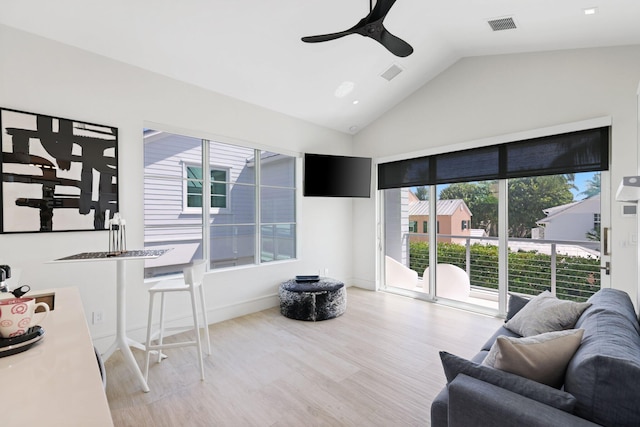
[{"x1": 408, "y1": 199, "x2": 471, "y2": 216}]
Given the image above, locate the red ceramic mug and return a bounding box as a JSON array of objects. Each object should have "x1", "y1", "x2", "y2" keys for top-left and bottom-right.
[{"x1": 0, "y1": 297, "x2": 50, "y2": 339}]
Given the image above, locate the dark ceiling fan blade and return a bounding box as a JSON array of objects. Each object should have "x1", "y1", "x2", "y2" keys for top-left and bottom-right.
[
  {"x1": 375, "y1": 27, "x2": 413, "y2": 57},
  {"x1": 301, "y1": 0, "x2": 413, "y2": 57},
  {"x1": 302, "y1": 30, "x2": 353, "y2": 44},
  {"x1": 369, "y1": 0, "x2": 398, "y2": 22},
  {"x1": 351, "y1": 20, "x2": 413, "y2": 57}
]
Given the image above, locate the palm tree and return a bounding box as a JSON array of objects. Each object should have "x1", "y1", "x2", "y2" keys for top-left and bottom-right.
[
  {"x1": 580, "y1": 173, "x2": 601, "y2": 198},
  {"x1": 586, "y1": 227, "x2": 600, "y2": 242}
]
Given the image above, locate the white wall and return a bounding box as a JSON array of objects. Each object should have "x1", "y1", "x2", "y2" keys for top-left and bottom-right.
[
  {"x1": 0, "y1": 24, "x2": 355, "y2": 350},
  {"x1": 353, "y1": 46, "x2": 640, "y2": 304}
]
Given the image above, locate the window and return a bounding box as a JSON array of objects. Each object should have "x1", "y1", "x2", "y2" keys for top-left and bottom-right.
[
  {"x1": 259, "y1": 151, "x2": 296, "y2": 262},
  {"x1": 382, "y1": 125, "x2": 609, "y2": 310},
  {"x1": 143, "y1": 130, "x2": 296, "y2": 278},
  {"x1": 385, "y1": 172, "x2": 603, "y2": 310},
  {"x1": 185, "y1": 165, "x2": 228, "y2": 210},
  {"x1": 423, "y1": 221, "x2": 428, "y2": 233},
  {"x1": 409, "y1": 221, "x2": 418, "y2": 233},
  {"x1": 593, "y1": 213, "x2": 601, "y2": 230}
]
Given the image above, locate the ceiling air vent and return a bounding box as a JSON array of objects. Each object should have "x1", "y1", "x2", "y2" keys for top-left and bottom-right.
[
  {"x1": 381, "y1": 64, "x2": 403, "y2": 82},
  {"x1": 488, "y1": 17, "x2": 517, "y2": 31}
]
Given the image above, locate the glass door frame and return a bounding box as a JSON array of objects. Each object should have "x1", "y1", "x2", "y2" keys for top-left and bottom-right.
[{"x1": 376, "y1": 117, "x2": 612, "y2": 317}]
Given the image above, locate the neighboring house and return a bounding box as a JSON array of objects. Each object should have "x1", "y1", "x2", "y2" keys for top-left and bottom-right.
[
  {"x1": 534, "y1": 195, "x2": 600, "y2": 247},
  {"x1": 408, "y1": 192, "x2": 472, "y2": 244},
  {"x1": 143, "y1": 130, "x2": 295, "y2": 277}
]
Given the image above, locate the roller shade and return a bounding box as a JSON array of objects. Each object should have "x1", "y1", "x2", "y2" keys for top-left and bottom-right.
[
  {"x1": 377, "y1": 156, "x2": 432, "y2": 189},
  {"x1": 378, "y1": 127, "x2": 609, "y2": 190},
  {"x1": 435, "y1": 145, "x2": 500, "y2": 184},
  {"x1": 503, "y1": 128, "x2": 609, "y2": 178}
]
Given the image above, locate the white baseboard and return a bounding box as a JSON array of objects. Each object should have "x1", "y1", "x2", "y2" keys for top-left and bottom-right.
[
  {"x1": 350, "y1": 276, "x2": 376, "y2": 290},
  {"x1": 93, "y1": 293, "x2": 280, "y2": 353}
]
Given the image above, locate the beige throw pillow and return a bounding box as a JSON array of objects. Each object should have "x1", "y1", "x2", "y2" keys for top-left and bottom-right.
[
  {"x1": 483, "y1": 329, "x2": 584, "y2": 388},
  {"x1": 505, "y1": 290, "x2": 591, "y2": 336}
]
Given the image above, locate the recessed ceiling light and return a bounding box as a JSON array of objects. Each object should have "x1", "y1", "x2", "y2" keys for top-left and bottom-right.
[
  {"x1": 353, "y1": 100, "x2": 359, "y2": 105},
  {"x1": 584, "y1": 7, "x2": 598, "y2": 15},
  {"x1": 334, "y1": 81, "x2": 355, "y2": 98},
  {"x1": 349, "y1": 125, "x2": 359, "y2": 133}
]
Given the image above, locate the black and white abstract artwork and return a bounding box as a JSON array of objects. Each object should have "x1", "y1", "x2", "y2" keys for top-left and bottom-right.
[{"x1": 0, "y1": 108, "x2": 118, "y2": 233}]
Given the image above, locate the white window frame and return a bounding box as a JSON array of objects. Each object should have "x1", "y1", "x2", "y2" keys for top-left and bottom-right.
[
  {"x1": 143, "y1": 128, "x2": 298, "y2": 278},
  {"x1": 182, "y1": 162, "x2": 230, "y2": 214},
  {"x1": 378, "y1": 117, "x2": 612, "y2": 315}
]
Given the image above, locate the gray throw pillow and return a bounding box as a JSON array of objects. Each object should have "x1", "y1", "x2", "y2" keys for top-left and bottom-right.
[
  {"x1": 439, "y1": 351, "x2": 577, "y2": 412},
  {"x1": 505, "y1": 290, "x2": 590, "y2": 336},
  {"x1": 505, "y1": 293, "x2": 531, "y2": 322}
]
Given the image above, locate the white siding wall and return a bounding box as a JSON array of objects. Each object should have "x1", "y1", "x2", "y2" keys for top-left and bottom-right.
[
  {"x1": 543, "y1": 198, "x2": 600, "y2": 242},
  {"x1": 144, "y1": 136, "x2": 257, "y2": 224},
  {"x1": 544, "y1": 213, "x2": 595, "y2": 242},
  {"x1": 144, "y1": 134, "x2": 299, "y2": 272},
  {"x1": 144, "y1": 132, "x2": 203, "y2": 241}
]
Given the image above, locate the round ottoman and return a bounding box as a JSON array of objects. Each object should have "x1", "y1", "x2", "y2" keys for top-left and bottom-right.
[{"x1": 279, "y1": 278, "x2": 346, "y2": 321}]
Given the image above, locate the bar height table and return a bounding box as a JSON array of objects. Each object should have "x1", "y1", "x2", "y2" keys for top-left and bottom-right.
[{"x1": 54, "y1": 249, "x2": 170, "y2": 393}]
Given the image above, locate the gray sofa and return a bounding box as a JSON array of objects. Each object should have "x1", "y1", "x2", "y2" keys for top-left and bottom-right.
[{"x1": 431, "y1": 288, "x2": 640, "y2": 426}]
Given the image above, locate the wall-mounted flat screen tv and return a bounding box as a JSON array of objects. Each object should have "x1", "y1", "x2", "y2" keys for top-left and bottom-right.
[{"x1": 303, "y1": 153, "x2": 372, "y2": 198}]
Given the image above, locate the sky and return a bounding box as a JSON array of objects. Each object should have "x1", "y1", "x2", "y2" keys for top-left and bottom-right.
[{"x1": 572, "y1": 172, "x2": 596, "y2": 200}]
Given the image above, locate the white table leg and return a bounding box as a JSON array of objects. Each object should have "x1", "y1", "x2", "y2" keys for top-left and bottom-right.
[
  {"x1": 54, "y1": 250, "x2": 172, "y2": 394},
  {"x1": 117, "y1": 335, "x2": 150, "y2": 393},
  {"x1": 112, "y1": 259, "x2": 150, "y2": 392}
]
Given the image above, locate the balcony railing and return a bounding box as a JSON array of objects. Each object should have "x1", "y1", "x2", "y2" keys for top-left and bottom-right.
[{"x1": 403, "y1": 233, "x2": 601, "y2": 302}]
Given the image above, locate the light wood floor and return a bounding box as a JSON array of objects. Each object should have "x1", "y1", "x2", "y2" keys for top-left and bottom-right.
[{"x1": 105, "y1": 287, "x2": 503, "y2": 427}]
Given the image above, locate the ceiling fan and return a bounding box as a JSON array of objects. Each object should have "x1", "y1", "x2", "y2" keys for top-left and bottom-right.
[{"x1": 301, "y1": 0, "x2": 413, "y2": 57}]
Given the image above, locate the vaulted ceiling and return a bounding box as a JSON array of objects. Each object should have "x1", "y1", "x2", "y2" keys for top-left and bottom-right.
[{"x1": 2, "y1": 1, "x2": 640, "y2": 134}]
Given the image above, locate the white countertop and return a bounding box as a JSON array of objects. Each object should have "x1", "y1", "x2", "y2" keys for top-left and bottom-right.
[{"x1": 0, "y1": 287, "x2": 113, "y2": 426}]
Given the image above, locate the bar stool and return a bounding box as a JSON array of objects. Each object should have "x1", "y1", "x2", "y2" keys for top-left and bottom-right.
[{"x1": 144, "y1": 260, "x2": 211, "y2": 382}]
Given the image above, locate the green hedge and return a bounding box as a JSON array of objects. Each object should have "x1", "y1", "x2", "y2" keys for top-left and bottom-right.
[{"x1": 409, "y1": 241, "x2": 600, "y2": 302}]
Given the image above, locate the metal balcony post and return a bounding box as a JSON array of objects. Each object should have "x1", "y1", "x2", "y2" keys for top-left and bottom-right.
[
  {"x1": 404, "y1": 233, "x2": 410, "y2": 267},
  {"x1": 466, "y1": 237, "x2": 471, "y2": 277},
  {"x1": 551, "y1": 243, "x2": 557, "y2": 295}
]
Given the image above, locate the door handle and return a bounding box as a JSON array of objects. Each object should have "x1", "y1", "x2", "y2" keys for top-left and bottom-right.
[
  {"x1": 603, "y1": 227, "x2": 610, "y2": 256},
  {"x1": 600, "y1": 261, "x2": 610, "y2": 275}
]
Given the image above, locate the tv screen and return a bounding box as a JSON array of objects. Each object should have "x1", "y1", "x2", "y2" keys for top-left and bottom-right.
[{"x1": 303, "y1": 153, "x2": 372, "y2": 198}]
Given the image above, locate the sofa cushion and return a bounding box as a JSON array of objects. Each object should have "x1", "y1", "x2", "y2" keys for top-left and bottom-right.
[
  {"x1": 448, "y1": 375, "x2": 601, "y2": 427},
  {"x1": 470, "y1": 350, "x2": 488, "y2": 364},
  {"x1": 505, "y1": 290, "x2": 591, "y2": 336},
  {"x1": 482, "y1": 329, "x2": 584, "y2": 388},
  {"x1": 439, "y1": 351, "x2": 577, "y2": 412},
  {"x1": 565, "y1": 289, "x2": 640, "y2": 426},
  {"x1": 574, "y1": 288, "x2": 640, "y2": 333}
]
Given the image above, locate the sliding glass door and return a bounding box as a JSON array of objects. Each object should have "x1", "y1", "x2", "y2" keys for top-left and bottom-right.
[
  {"x1": 382, "y1": 171, "x2": 608, "y2": 314},
  {"x1": 379, "y1": 126, "x2": 610, "y2": 314}
]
